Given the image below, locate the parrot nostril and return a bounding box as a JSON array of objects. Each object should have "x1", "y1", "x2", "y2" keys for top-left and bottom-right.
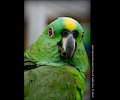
[
  {"x1": 62, "y1": 29, "x2": 69, "y2": 37},
  {"x1": 72, "y1": 30, "x2": 78, "y2": 38},
  {"x1": 63, "y1": 32, "x2": 68, "y2": 37}
]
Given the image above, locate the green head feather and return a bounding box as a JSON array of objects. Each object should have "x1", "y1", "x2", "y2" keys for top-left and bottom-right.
[{"x1": 24, "y1": 17, "x2": 88, "y2": 73}]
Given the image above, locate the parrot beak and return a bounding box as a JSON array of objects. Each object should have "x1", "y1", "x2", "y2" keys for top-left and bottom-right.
[{"x1": 61, "y1": 34, "x2": 76, "y2": 62}]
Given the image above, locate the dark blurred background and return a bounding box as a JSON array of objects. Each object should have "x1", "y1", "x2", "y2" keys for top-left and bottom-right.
[{"x1": 24, "y1": 0, "x2": 90, "y2": 100}]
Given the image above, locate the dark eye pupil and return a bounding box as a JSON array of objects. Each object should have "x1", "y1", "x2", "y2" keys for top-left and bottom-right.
[
  {"x1": 49, "y1": 28, "x2": 52, "y2": 36},
  {"x1": 82, "y1": 32, "x2": 84, "y2": 37}
]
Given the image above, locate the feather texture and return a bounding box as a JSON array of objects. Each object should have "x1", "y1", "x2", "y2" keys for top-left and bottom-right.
[{"x1": 24, "y1": 65, "x2": 85, "y2": 100}]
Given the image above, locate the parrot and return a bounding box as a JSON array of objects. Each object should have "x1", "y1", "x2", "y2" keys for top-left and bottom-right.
[{"x1": 24, "y1": 17, "x2": 88, "y2": 100}]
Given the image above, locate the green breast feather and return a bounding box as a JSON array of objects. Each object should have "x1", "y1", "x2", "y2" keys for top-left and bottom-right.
[{"x1": 24, "y1": 17, "x2": 88, "y2": 100}]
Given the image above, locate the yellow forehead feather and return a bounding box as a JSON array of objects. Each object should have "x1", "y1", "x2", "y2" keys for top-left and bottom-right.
[{"x1": 63, "y1": 18, "x2": 77, "y2": 31}]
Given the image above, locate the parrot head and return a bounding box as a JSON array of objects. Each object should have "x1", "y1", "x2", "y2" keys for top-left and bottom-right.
[{"x1": 26, "y1": 17, "x2": 88, "y2": 72}]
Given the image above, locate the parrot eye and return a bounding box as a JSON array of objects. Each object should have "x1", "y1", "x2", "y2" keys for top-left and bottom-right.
[
  {"x1": 80, "y1": 31, "x2": 84, "y2": 41},
  {"x1": 48, "y1": 27, "x2": 55, "y2": 38}
]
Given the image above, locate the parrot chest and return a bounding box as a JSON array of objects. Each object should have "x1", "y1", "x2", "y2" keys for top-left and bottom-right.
[{"x1": 24, "y1": 65, "x2": 84, "y2": 100}]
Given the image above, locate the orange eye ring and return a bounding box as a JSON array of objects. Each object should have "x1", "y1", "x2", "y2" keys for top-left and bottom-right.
[
  {"x1": 81, "y1": 32, "x2": 84, "y2": 39},
  {"x1": 48, "y1": 27, "x2": 55, "y2": 38},
  {"x1": 80, "y1": 32, "x2": 84, "y2": 41},
  {"x1": 49, "y1": 28, "x2": 52, "y2": 36}
]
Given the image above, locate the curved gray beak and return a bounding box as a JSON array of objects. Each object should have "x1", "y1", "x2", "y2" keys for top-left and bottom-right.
[{"x1": 62, "y1": 34, "x2": 75, "y2": 61}]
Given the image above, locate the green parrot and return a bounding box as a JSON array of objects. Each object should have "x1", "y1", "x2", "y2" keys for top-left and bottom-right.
[{"x1": 24, "y1": 17, "x2": 88, "y2": 100}]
